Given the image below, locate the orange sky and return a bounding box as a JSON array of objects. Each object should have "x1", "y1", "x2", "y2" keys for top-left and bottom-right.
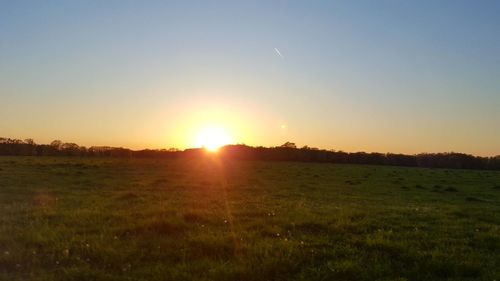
[{"x1": 1, "y1": 1, "x2": 499, "y2": 156}]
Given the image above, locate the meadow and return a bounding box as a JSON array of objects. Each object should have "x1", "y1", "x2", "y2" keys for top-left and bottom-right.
[{"x1": 0, "y1": 156, "x2": 499, "y2": 281}]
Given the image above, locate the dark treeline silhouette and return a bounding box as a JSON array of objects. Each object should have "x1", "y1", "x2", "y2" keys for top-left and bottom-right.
[{"x1": 1, "y1": 138, "x2": 499, "y2": 170}]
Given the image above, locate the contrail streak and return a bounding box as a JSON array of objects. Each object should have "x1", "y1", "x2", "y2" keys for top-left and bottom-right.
[{"x1": 274, "y1": 47, "x2": 284, "y2": 59}]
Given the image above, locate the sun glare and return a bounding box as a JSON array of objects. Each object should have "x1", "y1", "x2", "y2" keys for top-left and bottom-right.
[{"x1": 195, "y1": 126, "x2": 233, "y2": 152}]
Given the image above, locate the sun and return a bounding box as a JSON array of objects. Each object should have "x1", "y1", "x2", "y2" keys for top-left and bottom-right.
[{"x1": 195, "y1": 126, "x2": 233, "y2": 152}]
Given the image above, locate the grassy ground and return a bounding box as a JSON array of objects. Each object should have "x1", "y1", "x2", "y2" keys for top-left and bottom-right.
[{"x1": 0, "y1": 156, "x2": 499, "y2": 281}]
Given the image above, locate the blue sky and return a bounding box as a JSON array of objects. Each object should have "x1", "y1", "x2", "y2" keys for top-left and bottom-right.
[{"x1": 1, "y1": 1, "x2": 499, "y2": 155}]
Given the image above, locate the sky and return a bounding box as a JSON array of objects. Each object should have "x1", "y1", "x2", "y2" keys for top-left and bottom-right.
[{"x1": 1, "y1": 0, "x2": 499, "y2": 156}]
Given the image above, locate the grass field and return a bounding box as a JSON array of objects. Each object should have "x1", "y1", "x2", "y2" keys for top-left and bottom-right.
[{"x1": 0, "y1": 156, "x2": 499, "y2": 281}]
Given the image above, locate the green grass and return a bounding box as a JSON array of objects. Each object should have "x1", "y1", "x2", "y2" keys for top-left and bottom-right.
[{"x1": 0, "y1": 156, "x2": 499, "y2": 281}]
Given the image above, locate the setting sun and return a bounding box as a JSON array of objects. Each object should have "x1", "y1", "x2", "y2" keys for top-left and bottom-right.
[{"x1": 195, "y1": 126, "x2": 233, "y2": 151}]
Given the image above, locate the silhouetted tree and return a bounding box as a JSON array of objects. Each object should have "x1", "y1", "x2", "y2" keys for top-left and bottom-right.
[
  {"x1": 50, "y1": 140, "x2": 62, "y2": 150},
  {"x1": 0, "y1": 137, "x2": 498, "y2": 170},
  {"x1": 280, "y1": 142, "x2": 296, "y2": 149}
]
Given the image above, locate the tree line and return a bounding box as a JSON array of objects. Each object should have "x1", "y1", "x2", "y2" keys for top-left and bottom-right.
[{"x1": 1, "y1": 138, "x2": 499, "y2": 170}]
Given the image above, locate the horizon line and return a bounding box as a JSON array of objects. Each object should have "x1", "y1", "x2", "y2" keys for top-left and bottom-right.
[{"x1": 1, "y1": 136, "x2": 499, "y2": 158}]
